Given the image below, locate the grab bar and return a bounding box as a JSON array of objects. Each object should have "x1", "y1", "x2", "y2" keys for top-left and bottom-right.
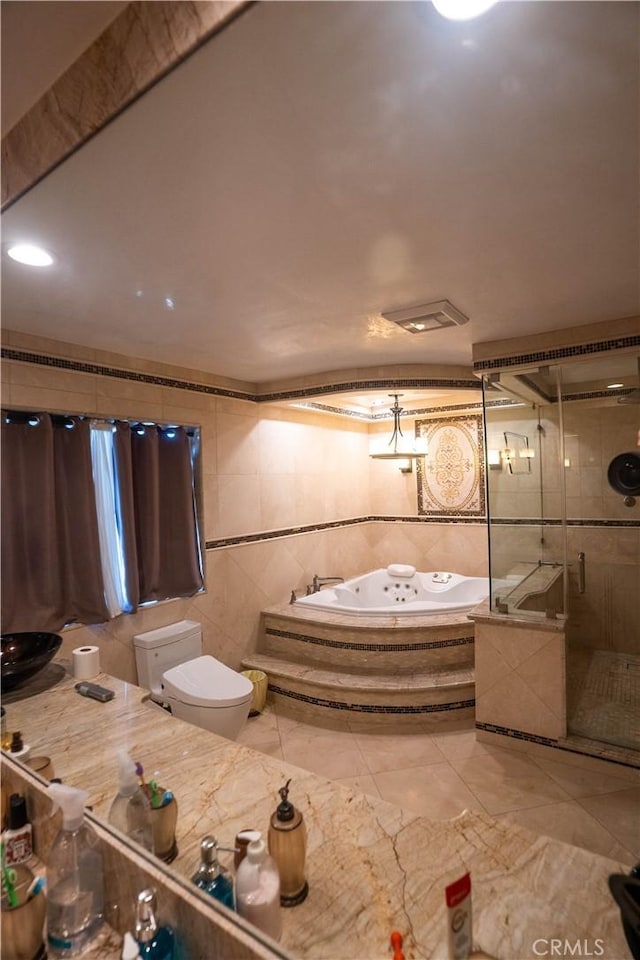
[{"x1": 578, "y1": 552, "x2": 586, "y2": 594}]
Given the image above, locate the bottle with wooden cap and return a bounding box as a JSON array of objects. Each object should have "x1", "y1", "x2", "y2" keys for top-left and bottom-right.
[{"x1": 267, "y1": 779, "x2": 308, "y2": 906}]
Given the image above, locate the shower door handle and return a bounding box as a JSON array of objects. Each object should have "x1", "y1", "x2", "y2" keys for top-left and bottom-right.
[{"x1": 578, "y1": 552, "x2": 586, "y2": 594}]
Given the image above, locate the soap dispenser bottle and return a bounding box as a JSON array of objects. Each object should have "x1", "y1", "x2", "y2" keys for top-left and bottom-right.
[
  {"x1": 46, "y1": 783, "x2": 105, "y2": 957},
  {"x1": 191, "y1": 835, "x2": 235, "y2": 909},
  {"x1": 134, "y1": 888, "x2": 175, "y2": 960},
  {"x1": 236, "y1": 832, "x2": 282, "y2": 942},
  {"x1": 109, "y1": 750, "x2": 153, "y2": 852},
  {"x1": 268, "y1": 778, "x2": 308, "y2": 906}
]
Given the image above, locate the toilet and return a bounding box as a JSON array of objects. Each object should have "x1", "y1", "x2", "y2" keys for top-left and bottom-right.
[{"x1": 133, "y1": 620, "x2": 253, "y2": 740}]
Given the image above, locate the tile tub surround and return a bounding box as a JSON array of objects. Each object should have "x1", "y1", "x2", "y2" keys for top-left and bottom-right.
[
  {"x1": 470, "y1": 603, "x2": 567, "y2": 742},
  {"x1": 242, "y1": 603, "x2": 477, "y2": 725},
  {"x1": 2, "y1": 663, "x2": 633, "y2": 960}
]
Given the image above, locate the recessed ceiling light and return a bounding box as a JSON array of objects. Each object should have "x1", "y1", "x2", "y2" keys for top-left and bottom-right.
[
  {"x1": 607, "y1": 383, "x2": 624, "y2": 389},
  {"x1": 432, "y1": 0, "x2": 497, "y2": 20},
  {"x1": 7, "y1": 243, "x2": 54, "y2": 267}
]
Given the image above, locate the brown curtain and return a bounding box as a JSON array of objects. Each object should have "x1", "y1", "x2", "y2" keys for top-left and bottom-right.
[
  {"x1": 1, "y1": 414, "x2": 109, "y2": 633},
  {"x1": 123, "y1": 424, "x2": 203, "y2": 605}
]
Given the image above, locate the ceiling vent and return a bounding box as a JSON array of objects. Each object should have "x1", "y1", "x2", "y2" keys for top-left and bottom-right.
[{"x1": 382, "y1": 300, "x2": 469, "y2": 334}]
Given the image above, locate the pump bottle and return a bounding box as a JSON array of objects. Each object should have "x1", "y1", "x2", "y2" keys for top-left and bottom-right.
[
  {"x1": 191, "y1": 835, "x2": 235, "y2": 909},
  {"x1": 268, "y1": 779, "x2": 308, "y2": 905},
  {"x1": 236, "y1": 832, "x2": 282, "y2": 942},
  {"x1": 46, "y1": 783, "x2": 105, "y2": 957},
  {"x1": 134, "y1": 888, "x2": 175, "y2": 960},
  {"x1": 109, "y1": 750, "x2": 153, "y2": 852}
]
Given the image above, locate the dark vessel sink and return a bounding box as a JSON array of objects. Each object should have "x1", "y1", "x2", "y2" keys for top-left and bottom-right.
[{"x1": 1, "y1": 632, "x2": 62, "y2": 691}]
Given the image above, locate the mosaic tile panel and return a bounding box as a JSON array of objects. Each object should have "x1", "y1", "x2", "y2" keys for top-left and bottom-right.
[
  {"x1": 269, "y1": 684, "x2": 476, "y2": 714},
  {"x1": 265, "y1": 627, "x2": 474, "y2": 652},
  {"x1": 473, "y1": 333, "x2": 640, "y2": 372},
  {"x1": 475, "y1": 722, "x2": 640, "y2": 772}
]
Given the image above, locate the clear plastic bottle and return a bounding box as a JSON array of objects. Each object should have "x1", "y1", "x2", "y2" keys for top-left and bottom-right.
[
  {"x1": 108, "y1": 750, "x2": 153, "y2": 852},
  {"x1": 46, "y1": 783, "x2": 105, "y2": 958},
  {"x1": 135, "y1": 888, "x2": 175, "y2": 960},
  {"x1": 235, "y1": 832, "x2": 282, "y2": 942},
  {"x1": 191, "y1": 835, "x2": 235, "y2": 909}
]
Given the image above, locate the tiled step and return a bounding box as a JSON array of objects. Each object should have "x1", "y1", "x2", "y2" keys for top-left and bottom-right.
[
  {"x1": 241, "y1": 653, "x2": 475, "y2": 726},
  {"x1": 261, "y1": 609, "x2": 475, "y2": 673}
]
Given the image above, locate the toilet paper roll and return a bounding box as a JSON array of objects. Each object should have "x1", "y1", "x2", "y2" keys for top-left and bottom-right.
[{"x1": 72, "y1": 645, "x2": 100, "y2": 680}]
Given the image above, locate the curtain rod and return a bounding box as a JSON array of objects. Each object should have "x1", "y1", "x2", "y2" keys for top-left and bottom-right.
[{"x1": 2, "y1": 409, "x2": 198, "y2": 435}]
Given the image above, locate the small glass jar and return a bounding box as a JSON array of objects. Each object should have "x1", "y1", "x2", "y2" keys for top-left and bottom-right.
[{"x1": 0, "y1": 708, "x2": 11, "y2": 751}]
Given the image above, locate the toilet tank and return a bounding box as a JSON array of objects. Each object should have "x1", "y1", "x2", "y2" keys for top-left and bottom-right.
[{"x1": 133, "y1": 620, "x2": 202, "y2": 695}]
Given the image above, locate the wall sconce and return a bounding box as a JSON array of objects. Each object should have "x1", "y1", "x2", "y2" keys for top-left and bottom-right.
[
  {"x1": 502, "y1": 432, "x2": 534, "y2": 474},
  {"x1": 487, "y1": 448, "x2": 502, "y2": 469},
  {"x1": 369, "y1": 394, "x2": 428, "y2": 463}
]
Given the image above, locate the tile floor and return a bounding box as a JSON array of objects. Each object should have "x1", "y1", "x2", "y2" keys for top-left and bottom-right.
[
  {"x1": 568, "y1": 649, "x2": 640, "y2": 752},
  {"x1": 236, "y1": 703, "x2": 640, "y2": 865}
]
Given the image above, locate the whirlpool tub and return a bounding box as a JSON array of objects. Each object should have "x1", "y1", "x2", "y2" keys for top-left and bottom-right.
[{"x1": 295, "y1": 565, "x2": 490, "y2": 617}]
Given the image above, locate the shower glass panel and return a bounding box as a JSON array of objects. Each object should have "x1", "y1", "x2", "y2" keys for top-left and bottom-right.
[
  {"x1": 553, "y1": 355, "x2": 640, "y2": 753},
  {"x1": 484, "y1": 353, "x2": 640, "y2": 753},
  {"x1": 482, "y1": 372, "x2": 565, "y2": 619}
]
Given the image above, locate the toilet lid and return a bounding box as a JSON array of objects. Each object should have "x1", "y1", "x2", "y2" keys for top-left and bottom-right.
[{"x1": 162, "y1": 656, "x2": 254, "y2": 708}]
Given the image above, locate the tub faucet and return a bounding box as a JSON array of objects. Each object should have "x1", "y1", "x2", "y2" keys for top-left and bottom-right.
[{"x1": 311, "y1": 575, "x2": 345, "y2": 593}]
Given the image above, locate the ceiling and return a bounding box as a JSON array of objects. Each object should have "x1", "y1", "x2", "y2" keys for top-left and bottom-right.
[{"x1": 1, "y1": 1, "x2": 639, "y2": 403}]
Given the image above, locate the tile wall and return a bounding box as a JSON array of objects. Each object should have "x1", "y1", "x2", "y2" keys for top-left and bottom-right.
[
  {"x1": 474, "y1": 617, "x2": 566, "y2": 740},
  {"x1": 1, "y1": 334, "x2": 488, "y2": 683}
]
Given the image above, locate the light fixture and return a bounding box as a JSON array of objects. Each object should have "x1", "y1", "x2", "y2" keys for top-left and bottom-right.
[
  {"x1": 607, "y1": 383, "x2": 624, "y2": 389},
  {"x1": 501, "y1": 432, "x2": 534, "y2": 473},
  {"x1": 432, "y1": 0, "x2": 497, "y2": 21},
  {"x1": 487, "y1": 448, "x2": 501, "y2": 468},
  {"x1": 382, "y1": 300, "x2": 469, "y2": 334},
  {"x1": 369, "y1": 395, "x2": 428, "y2": 461},
  {"x1": 7, "y1": 243, "x2": 54, "y2": 267}
]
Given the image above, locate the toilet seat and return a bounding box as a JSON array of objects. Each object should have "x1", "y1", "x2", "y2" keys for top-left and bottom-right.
[{"x1": 162, "y1": 655, "x2": 253, "y2": 708}]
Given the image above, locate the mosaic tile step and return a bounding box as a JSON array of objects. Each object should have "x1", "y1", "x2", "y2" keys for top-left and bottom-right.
[
  {"x1": 261, "y1": 619, "x2": 475, "y2": 673},
  {"x1": 241, "y1": 654, "x2": 475, "y2": 717}
]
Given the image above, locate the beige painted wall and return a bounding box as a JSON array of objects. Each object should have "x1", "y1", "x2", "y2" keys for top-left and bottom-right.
[{"x1": 1, "y1": 346, "x2": 489, "y2": 682}]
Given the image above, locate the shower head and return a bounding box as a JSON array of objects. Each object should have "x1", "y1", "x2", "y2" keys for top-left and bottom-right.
[{"x1": 617, "y1": 357, "x2": 640, "y2": 404}]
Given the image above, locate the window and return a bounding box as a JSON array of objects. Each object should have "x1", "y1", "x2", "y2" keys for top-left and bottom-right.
[{"x1": 1, "y1": 412, "x2": 204, "y2": 634}]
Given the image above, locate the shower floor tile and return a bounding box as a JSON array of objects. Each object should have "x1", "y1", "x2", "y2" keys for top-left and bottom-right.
[{"x1": 568, "y1": 649, "x2": 640, "y2": 752}]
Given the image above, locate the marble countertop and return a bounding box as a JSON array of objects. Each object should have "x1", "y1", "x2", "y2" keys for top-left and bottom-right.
[{"x1": 2, "y1": 661, "x2": 631, "y2": 960}]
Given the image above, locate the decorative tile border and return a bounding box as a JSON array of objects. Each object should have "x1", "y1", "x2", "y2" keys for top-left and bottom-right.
[
  {"x1": 265, "y1": 627, "x2": 474, "y2": 652},
  {"x1": 294, "y1": 398, "x2": 487, "y2": 421},
  {"x1": 2, "y1": 347, "x2": 482, "y2": 416},
  {"x1": 260, "y1": 378, "x2": 480, "y2": 403},
  {"x1": 269, "y1": 684, "x2": 475, "y2": 714},
  {"x1": 475, "y1": 722, "x2": 640, "y2": 770},
  {"x1": 204, "y1": 515, "x2": 486, "y2": 550},
  {"x1": 1, "y1": 348, "x2": 254, "y2": 400},
  {"x1": 206, "y1": 517, "x2": 369, "y2": 550},
  {"x1": 473, "y1": 334, "x2": 640, "y2": 373},
  {"x1": 561, "y1": 387, "x2": 635, "y2": 403},
  {"x1": 489, "y1": 518, "x2": 640, "y2": 528}
]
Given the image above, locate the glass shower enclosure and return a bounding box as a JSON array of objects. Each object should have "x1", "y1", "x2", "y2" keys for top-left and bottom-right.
[{"x1": 483, "y1": 352, "x2": 640, "y2": 754}]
